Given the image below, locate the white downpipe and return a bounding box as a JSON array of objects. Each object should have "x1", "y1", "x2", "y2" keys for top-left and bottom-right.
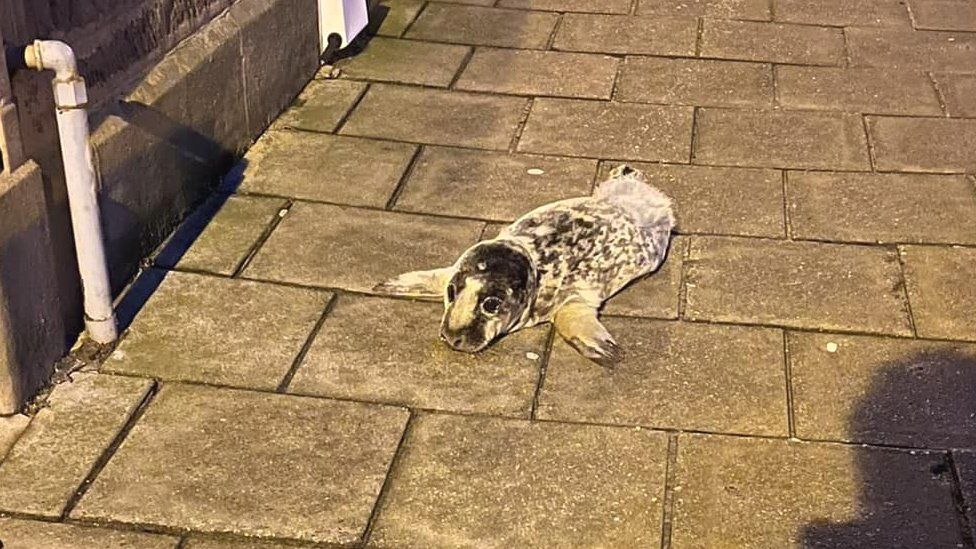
[
  {"x1": 24, "y1": 40, "x2": 117, "y2": 344},
  {"x1": 318, "y1": 0, "x2": 369, "y2": 52}
]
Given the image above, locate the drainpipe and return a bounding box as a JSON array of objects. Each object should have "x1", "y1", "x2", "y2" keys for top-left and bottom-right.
[
  {"x1": 22, "y1": 40, "x2": 117, "y2": 344},
  {"x1": 318, "y1": 0, "x2": 369, "y2": 64}
]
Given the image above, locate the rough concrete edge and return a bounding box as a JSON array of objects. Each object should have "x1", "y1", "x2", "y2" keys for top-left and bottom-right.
[
  {"x1": 0, "y1": 160, "x2": 64, "y2": 414},
  {"x1": 0, "y1": 413, "x2": 30, "y2": 460}
]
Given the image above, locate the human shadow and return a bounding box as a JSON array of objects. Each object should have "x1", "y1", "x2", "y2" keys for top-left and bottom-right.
[{"x1": 799, "y1": 348, "x2": 976, "y2": 548}]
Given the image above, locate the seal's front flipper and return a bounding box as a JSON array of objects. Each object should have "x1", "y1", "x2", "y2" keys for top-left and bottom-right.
[
  {"x1": 554, "y1": 300, "x2": 622, "y2": 368},
  {"x1": 373, "y1": 267, "x2": 453, "y2": 298}
]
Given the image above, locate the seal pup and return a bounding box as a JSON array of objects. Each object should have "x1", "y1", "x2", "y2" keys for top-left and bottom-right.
[{"x1": 374, "y1": 164, "x2": 675, "y2": 367}]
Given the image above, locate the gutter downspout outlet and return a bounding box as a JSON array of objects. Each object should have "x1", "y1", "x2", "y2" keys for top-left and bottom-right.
[{"x1": 24, "y1": 40, "x2": 117, "y2": 344}]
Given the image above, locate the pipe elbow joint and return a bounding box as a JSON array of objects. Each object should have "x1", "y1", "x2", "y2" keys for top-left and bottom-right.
[
  {"x1": 24, "y1": 40, "x2": 87, "y2": 108},
  {"x1": 25, "y1": 40, "x2": 79, "y2": 82}
]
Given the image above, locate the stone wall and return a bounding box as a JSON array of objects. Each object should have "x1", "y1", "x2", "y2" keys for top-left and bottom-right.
[
  {"x1": 1, "y1": 0, "x2": 235, "y2": 103},
  {"x1": 0, "y1": 0, "x2": 320, "y2": 412},
  {"x1": 0, "y1": 161, "x2": 64, "y2": 413}
]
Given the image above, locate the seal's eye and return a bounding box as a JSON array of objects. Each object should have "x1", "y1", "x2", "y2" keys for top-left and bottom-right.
[
  {"x1": 446, "y1": 283, "x2": 457, "y2": 303},
  {"x1": 481, "y1": 296, "x2": 503, "y2": 316}
]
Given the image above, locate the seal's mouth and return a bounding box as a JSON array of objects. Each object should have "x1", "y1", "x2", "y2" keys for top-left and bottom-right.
[{"x1": 439, "y1": 330, "x2": 494, "y2": 354}]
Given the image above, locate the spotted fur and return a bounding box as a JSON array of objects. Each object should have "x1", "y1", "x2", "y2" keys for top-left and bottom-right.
[
  {"x1": 374, "y1": 164, "x2": 675, "y2": 364},
  {"x1": 499, "y1": 166, "x2": 674, "y2": 327}
]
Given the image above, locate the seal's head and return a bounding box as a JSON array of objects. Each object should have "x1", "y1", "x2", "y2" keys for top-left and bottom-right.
[{"x1": 440, "y1": 241, "x2": 536, "y2": 353}]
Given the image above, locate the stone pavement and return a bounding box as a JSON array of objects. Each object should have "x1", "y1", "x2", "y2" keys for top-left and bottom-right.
[{"x1": 2, "y1": 0, "x2": 976, "y2": 547}]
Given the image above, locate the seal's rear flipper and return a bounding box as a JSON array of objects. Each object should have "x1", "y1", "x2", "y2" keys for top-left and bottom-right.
[
  {"x1": 554, "y1": 299, "x2": 622, "y2": 369},
  {"x1": 373, "y1": 267, "x2": 453, "y2": 298}
]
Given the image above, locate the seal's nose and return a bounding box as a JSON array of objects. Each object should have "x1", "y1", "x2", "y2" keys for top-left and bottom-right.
[
  {"x1": 441, "y1": 331, "x2": 461, "y2": 347},
  {"x1": 439, "y1": 330, "x2": 465, "y2": 350}
]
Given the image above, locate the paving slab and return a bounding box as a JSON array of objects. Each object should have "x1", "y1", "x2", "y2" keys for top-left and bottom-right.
[
  {"x1": 911, "y1": 0, "x2": 976, "y2": 31},
  {"x1": 435, "y1": 0, "x2": 495, "y2": 5},
  {"x1": 597, "y1": 162, "x2": 785, "y2": 238},
  {"x1": 776, "y1": 67, "x2": 942, "y2": 116},
  {"x1": 0, "y1": 517, "x2": 178, "y2": 549},
  {"x1": 671, "y1": 434, "x2": 963, "y2": 548},
  {"x1": 616, "y1": 57, "x2": 774, "y2": 108},
  {"x1": 956, "y1": 452, "x2": 976, "y2": 538},
  {"x1": 405, "y1": 4, "x2": 558, "y2": 49},
  {"x1": 246, "y1": 202, "x2": 483, "y2": 291},
  {"x1": 773, "y1": 0, "x2": 911, "y2": 27},
  {"x1": 789, "y1": 332, "x2": 976, "y2": 448},
  {"x1": 104, "y1": 272, "x2": 330, "y2": 390},
  {"x1": 867, "y1": 116, "x2": 976, "y2": 173},
  {"x1": 519, "y1": 98, "x2": 694, "y2": 162},
  {"x1": 394, "y1": 147, "x2": 596, "y2": 221},
  {"x1": 0, "y1": 413, "x2": 29, "y2": 459},
  {"x1": 185, "y1": 538, "x2": 317, "y2": 549},
  {"x1": 637, "y1": 0, "x2": 770, "y2": 20},
  {"x1": 157, "y1": 195, "x2": 286, "y2": 275},
  {"x1": 340, "y1": 84, "x2": 527, "y2": 150},
  {"x1": 498, "y1": 0, "x2": 631, "y2": 13},
  {"x1": 0, "y1": 373, "x2": 152, "y2": 516},
  {"x1": 553, "y1": 14, "x2": 698, "y2": 56},
  {"x1": 272, "y1": 79, "x2": 367, "y2": 132},
  {"x1": 603, "y1": 236, "x2": 686, "y2": 319},
  {"x1": 787, "y1": 171, "x2": 976, "y2": 245},
  {"x1": 933, "y1": 73, "x2": 976, "y2": 117},
  {"x1": 237, "y1": 132, "x2": 409, "y2": 205},
  {"x1": 684, "y1": 237, "x2": 913, "y2": 335},
  {"x1": 289, "y1": 296, "x2": 546, "y2": 416},
  {"x1": 694, "y1": 108, "x2": 870, "y2": 170},
  {"x1": 73, "y1": 384, "x2": 409, "y2": 544},
  {"x1": 700, "y1": 20, "x2": 845, "y2": 66},
  {"x1": 237, "y1": 131, "x2": 416, "y2": 206},
  {"x1": 369, "y1": 414, "x2": 668, "y2": 547},
  {"x1": 538, "y1": 318, "x2": 787, "y2": 435},
  {"x1": 901, "y1": 245, "x2": 976, "y2": 341},
  {"x1": 847, "y1": 28, "x2": 976, "y2": 71},
  {"x1": 371, "y1": 0, "x2": 425, "y2": 37},
  {"x1": 455, "y1": 48, "x2": 618, "y2": 99},
  {"x1": 336, "y1": 37, "x2": 469, "y2": 87},
  {"x1": 481, "y1": 221, "x2": 509, "y2": 240}
]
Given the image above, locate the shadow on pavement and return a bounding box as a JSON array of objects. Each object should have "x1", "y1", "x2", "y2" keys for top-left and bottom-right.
[
  {"x1": 106, "y1": 99, "x2": 247, "y2": 331},
  {"x1": 800, "y1": 349, "x2": 976, "y2": 548}
]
